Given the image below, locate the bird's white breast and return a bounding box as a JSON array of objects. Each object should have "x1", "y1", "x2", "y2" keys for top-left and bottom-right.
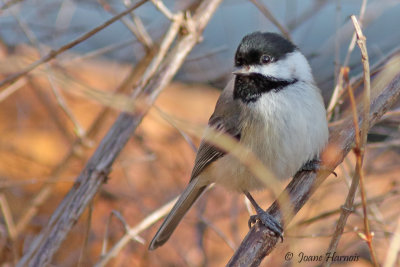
[{"x1": 204, "y1": 82, "x2": 328, "y2": 192}]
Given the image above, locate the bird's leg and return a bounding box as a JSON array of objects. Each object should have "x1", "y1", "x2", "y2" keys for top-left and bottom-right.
[
  {"x1": 299, "y1": 158, "x2": 337, "y2": 177},
  {"x1": 244, "y1": 191, "x2": 283, "y2": 241}
]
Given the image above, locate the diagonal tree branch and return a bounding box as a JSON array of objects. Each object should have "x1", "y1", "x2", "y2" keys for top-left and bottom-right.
[
  {"x1": 17, "y1": 0, "x2": 223, "y2": 266},
  {"x1": 227, "y1": 51, "x2": 400, "y2": 266}
]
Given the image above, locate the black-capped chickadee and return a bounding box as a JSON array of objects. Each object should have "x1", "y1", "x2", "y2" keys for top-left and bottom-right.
[{"x1": 149, "y1": 32, "x2": 329, "y2": 250}]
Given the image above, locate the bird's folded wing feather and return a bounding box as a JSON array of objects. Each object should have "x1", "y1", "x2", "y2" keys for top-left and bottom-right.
[{"x1": 190, "y1": 79, "x2": 241, "y2": 180}]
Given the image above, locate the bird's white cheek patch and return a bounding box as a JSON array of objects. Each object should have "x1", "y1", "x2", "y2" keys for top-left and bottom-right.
[
  {"x1": 248, "y1": 62, "x2": 292, "y2": 81},
  {"x1": 247, "y1": 51, "x2": 313, "y2": 83}
]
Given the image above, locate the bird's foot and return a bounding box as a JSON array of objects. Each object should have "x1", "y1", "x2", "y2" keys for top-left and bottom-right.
[
  {"x1": 248, "y1": 209, "x2": 283, "y2": 242},
  {"x1": 299, "y1": 159, "x2": 337, "y2": 177},
  {"x1": 300, "y1": 159, "x2": 321, "y2": 172}
]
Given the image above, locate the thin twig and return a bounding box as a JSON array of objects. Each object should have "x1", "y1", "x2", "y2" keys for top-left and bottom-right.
[
  {"x1": 46, "y1": 69, "x2": 87, "y2": 138},
  {"x1": 327, "y1": 0, "x2": 368, "y2": 117},
  {"x1": 61, "y1": 39, "x2": 136, "y2": 65},
  {"x1": 249, "y1": 0, "x2": 291, "y2": 41},
  {"x1": 323, "y1": 48, "x2": 361, "y2": 267},
  {"x1": 134, "y1": 12, "x2": 183, "y2": 96},
  {"x1": 351, "y1": 14, "x2": 378, "y2": 266},
  {"x1": 201, "y1": 216, "x2": 236, "y2": 251},
  {"x1": 380, "y1": 107, "x2": 400, "y2": 120},
  {"x1": 0, "y1": 194, "x2": 17, "y2": 241},
  {"x1": 0, "y1": 0, "x2": 24, "y2": 11},
  {"x1": 0, "y1": 194, "x2": 18, "y2": 264},
  {"x1": 106, "y1": 210, "x2": 144, "y2": 252},
  {"x1": 101, "y1": 210, "x2": 145, "y2": 258},
  {"x1": 154, "y1": 105, "x2": 198, "y2": 152},
  {"x1": 0, "y1": 78, "x2": 25, "y2": 102},
  {"x1": 0, "y1": 0, "x2": 148, "y2": 89},
  {"x1": 150, "y1": 0, "x2": 175, "y2": 21},
  {"x1": 77, "y1": 202, "x2": 93, "y2": 267},
  {"x1": 124, "y1": 0, "x2": 154, "y2": 48},
  {"x1": 287, "y1": 0, "x2": 329, "y2": 31},
  {"x1": 186, "y1": 45, "x2": 228, "y2": 62},
  {"x1": 291, "y1": 190, "x2": 396, "y2": 227},
  {"x1": 28, "y1": 79, "x2": 74, "y2": 142},
  {"x1": 98, "y1": 0, "x2": 153, "y2": 49},
  {"x1": 367, "y1": 139, "x2": 400, "y2": 149},
  {"x1": 96, "y1": 196, "x2": 178, "y2": 266},
  {"x1": 383, "y1": 215, "x2": 400, "y2": 267}
]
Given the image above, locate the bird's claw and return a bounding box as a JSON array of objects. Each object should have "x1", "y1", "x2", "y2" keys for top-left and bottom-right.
[
  {"x1": 248, "y1": 215, "x2": 258, "y2": 228},
  {"x1": 300, "y1": 159, "x2": 337, "y2": 177},
  {"x1": 247, "y1": 210, "x2": 284, "y2": 242}
]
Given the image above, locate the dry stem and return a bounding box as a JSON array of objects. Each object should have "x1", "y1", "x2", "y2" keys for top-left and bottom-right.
[
  {"x1": 324, "y1": 14, "x2": 377, "y2": 267},
  {"x1": 0, "y1": 194, "x2": 18, "y2": 264},
  {"x1": 351, "y1": 14, "x2": 377, "y2": 266},
  {"x1": 327, "y1": 0, "x2": 368, "y2": 117},
  {"x1": 383, "y1": 216, "x2": 400, "y2": 267},
  {"x1": 95, "y1": 196, "x2": 178, "y2": 266}
]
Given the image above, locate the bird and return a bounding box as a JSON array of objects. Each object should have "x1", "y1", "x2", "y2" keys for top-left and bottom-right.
[{"x1": 149, "y1": 31, "x2": 329, "y2": 250}]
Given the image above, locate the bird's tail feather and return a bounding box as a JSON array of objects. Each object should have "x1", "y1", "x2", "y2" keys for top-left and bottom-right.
[{"x1": 149, "y1": 179, "x2": 207, "y2": 250}]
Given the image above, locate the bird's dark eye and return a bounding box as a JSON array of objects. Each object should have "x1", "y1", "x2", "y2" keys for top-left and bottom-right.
[
  {"x1": 235, "y1": 57, "x2": 243, "y2": 66},
  {"x1": 260, "y1": 54, "x2": 272, "y2": 64}
]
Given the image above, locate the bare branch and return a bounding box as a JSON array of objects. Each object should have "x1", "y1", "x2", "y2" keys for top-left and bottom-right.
[
  {"x1": 98, "y1": 0, "x2": 153, "y2": 49},
  {"x1": 77, "y1": 202, "x2": 93, "y2": 267},
  {"x1": 0, "y1": 0, "x2": 24, "y2": 11},
  {"x1": 96, "y1": 196, "x2": 178, "y2": 266},
  {"x1": 201, "y1": 216, "x2": 236, "y2": 251},
  {"x1": 151, "y1": 0, "x2": 175, "y2": 21},
  {"x1": 0, "y1": 194, "x2": 18, "y2": 264},
  {"x1": 327, "y1": 0, "x2": 368, "y2": 117},
  {"x1": 292, "y1": 189, "x2": 396, "y2": 228},
  {"x1": 0, "y1": 78, "x2": 25, "y2": 102},
  {"x1": 249, "y1": 0, "x2": 291, "y2": 41},
  {"x1": 0, "y1": 194, "x2": 17, "y2": 242}
]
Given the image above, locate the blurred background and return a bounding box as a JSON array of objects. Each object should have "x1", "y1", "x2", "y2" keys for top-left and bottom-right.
[{"x1": 0, "y1": 0, "x2": 399, "y2": 266}]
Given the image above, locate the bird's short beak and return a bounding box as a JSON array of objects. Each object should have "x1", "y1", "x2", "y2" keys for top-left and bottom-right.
[{"x1": 232, "y1": 67, "x2": 251, "y2": 76}]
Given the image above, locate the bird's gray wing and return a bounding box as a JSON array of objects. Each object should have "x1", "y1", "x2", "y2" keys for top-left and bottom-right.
[{"x1": 190, "y1": 79, "x2": 241, "y2": 180}]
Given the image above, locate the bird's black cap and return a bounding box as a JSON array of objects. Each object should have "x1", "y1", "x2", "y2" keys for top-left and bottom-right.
[{"x1": 235, "y1": 32, "x2": 296, "y2": 67}]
